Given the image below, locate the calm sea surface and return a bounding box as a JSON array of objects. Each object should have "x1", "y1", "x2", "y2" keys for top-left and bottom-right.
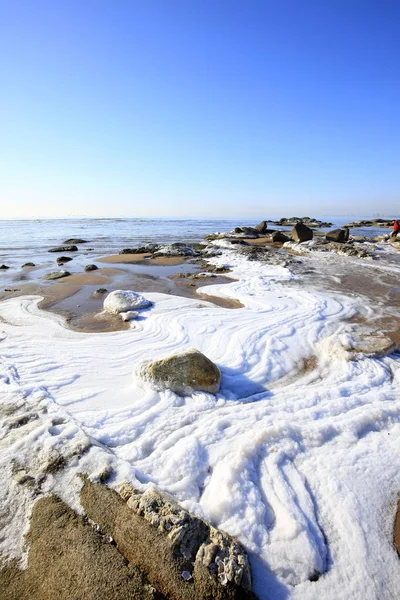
[{"x1": 0, "y1": 216, "x2": 394, "y2": 265}]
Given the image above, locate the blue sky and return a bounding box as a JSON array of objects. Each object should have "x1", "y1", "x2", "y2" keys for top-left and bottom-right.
[{"x1": 0, "y1": 0, "x2": 399, "y2": 218}]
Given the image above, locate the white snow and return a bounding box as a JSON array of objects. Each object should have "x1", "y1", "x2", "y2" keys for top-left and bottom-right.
[{"x1": 0, "y1": 248, "x2": 400, "y2": 599}]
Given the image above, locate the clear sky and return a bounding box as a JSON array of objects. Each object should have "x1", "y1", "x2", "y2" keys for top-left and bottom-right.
[{"x1": 0, "y1": 0, "x2": 399, "y2": 218}]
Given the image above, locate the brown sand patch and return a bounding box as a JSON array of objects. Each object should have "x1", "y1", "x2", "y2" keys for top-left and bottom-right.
[{"x1": 242, "y1": 237, "x2": 270, "y2": 246}]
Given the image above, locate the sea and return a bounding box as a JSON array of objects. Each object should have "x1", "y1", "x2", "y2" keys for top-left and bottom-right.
[{"x1": 0, "y1": 216, "x2": 394, "y2": 267}]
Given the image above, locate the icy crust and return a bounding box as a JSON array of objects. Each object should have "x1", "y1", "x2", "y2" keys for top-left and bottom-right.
[{"x1": 0, "y1": 248, "x2": 400, "y2": 599}]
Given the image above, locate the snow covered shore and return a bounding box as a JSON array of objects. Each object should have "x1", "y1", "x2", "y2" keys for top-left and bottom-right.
[{"x1": 1, "y1": 243, "x2": 400, "y2": 599}]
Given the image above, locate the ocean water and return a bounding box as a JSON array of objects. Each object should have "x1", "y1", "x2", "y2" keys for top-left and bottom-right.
[{"x1": 0, "y1": 216, "x2": 393, "y2": 265}]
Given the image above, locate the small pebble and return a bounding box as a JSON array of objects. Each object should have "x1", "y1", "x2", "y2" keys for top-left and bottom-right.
[{"x1": 181, "y1": 571, "x2": 192, "y2": 581}]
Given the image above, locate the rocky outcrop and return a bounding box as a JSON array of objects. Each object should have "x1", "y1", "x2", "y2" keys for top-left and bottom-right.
[
  {"x1": 80, "y1": 479, "x2": 256, "y2": 600},
  {"x1": 48, "y1": 246, "x2": 78, "y2": 253},
  {"x1": 103, "y1": 290, "x2": 151, "y2": 314},
  {"x1": 56, "y1": 256, "x2": 73, "y2": 265},
  {"x1": 290, "y1": 223, "x2": 313, "y2": 243},
  {"x1": 271, "y1": 231, "x2": 290, "y2": 243},
  {"x1": 43, "y1": 271, "x2": 71, "y2": 280},
  {"x1": 325, "y1": 228, "x2": 349, "y2": 243},
  {"x1": 84, "y1": 264, "x2": 98, "y2": 272},
  {"x1": 344, "y1": 219, "x2": 394, "y2": 228},
  {"x1": 0, "y1": 264, "x2": 10, "y2": 270},
  {"x1": 137, "y1": 349, "x2": 221, "y2": 395}
]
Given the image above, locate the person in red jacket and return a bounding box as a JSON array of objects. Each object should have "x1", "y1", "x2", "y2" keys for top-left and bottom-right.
[{"x1": 389, "y1": 219, "x2": 400, "y2": 241}]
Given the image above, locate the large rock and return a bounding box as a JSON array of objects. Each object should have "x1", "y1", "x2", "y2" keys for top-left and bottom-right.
[
  {"x1": 290, "y1": 223, "x2": 313, "y2": 243},
  {"x1": 325, "y1": 228, "x2": 349, "y2": 243},
  {"x1": 103, "y1": 290, "x2": 151, "y2": 314},
  {"x1": 137, "y1": 349, "x2": 221, "y2": 395}
]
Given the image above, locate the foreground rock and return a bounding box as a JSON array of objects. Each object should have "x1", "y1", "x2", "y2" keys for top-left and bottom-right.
[
  {"x1": 84, "y1": 264, "x2": 98, "y2": 272},
  {"x1": 81, "y1": 479, "x2": 256, "y2": 600},
  {"x1": 48, "y1": 245, "x2": 78, "y2": 253},
  {"x1": 137, "y1": 349, "x2": 221, "y2": 395},
  {"x1": 290, "y1": 223, "x2": 313, "y2": 243},
  {"x1": 104, "y1": 290, "x2": 151, "y2": 314}
]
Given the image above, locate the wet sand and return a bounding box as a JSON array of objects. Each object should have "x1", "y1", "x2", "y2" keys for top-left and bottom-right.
[
  {"x1": 98, "y1": 253, "x2": 185, "y2": 266},
  {"x1": 0, "y1": 259, "x2": 241, "y2": 333}
]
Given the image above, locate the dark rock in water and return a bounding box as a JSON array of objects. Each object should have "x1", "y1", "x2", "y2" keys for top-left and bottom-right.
[
  {"x1": 48, "y1": 246, "x2": 78, "y2": 253},
  {"x1": 56, "y1": 256, "x2": 73, "y2": 265},
  {"x1": 291, "y1": 223, "x2": 313, "y2": 243},
  {"x1": 137, "y1": 348, "x2": 221, "y2": 395},
  {"x1": 234, "y1": 227, "x2": 243, "y2": 233},
  {"x1": 93, "y1": 288, "x2": 108, "y2": 296},
  {"x1": 63, "y1": 238, "x2": 87, "y2": 244},
  {"x1": 271, "y1": 231, "x2": 290, "y2": 243},
  {"x1": 0, "y1": 264, "x2": 10, "y2": 270},
  {"x1": 326, "y1": 228, "x2": 349, "y2": 243},
  {"x1": 84, "y1": 264, "x2": 98, "y2": 272},
  {"x1": 43, "y1": 271, "x2": 71, "y2": 280},
  {"x1": 21, "y1": 262, "x2": 35, "y2": 268}
]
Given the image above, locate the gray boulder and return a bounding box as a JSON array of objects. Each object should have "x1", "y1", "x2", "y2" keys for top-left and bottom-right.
[
  {"x1": 291, "y1": 223, "x2": 313, "y2": 243},
  {"x1": 137, "y1": 349, "x2": 221, "y2": 395},
  {"x1": 325, "y1": 228, "x2": 349, "y2": 243},
  {"x1": 21, "y1": 262, "x2": 35, "y2": 268}
]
